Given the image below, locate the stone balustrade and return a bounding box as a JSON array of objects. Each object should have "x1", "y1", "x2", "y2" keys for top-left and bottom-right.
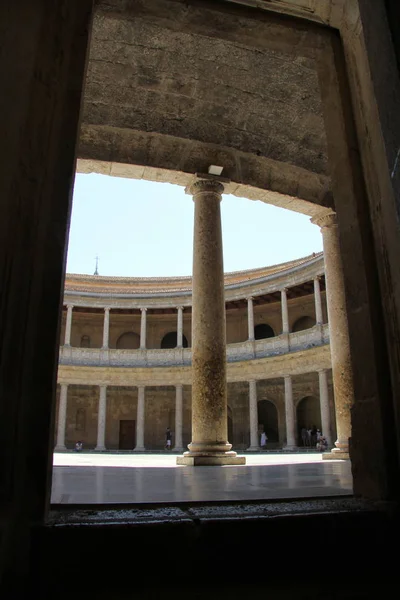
[{"x1": 59, "y1": 324, "x2": 329, "y2": 368}]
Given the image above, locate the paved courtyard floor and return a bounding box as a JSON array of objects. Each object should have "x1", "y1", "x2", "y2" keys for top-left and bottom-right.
[{"x1": 51, "y1": 452, "x2": 353, "y2": 504}]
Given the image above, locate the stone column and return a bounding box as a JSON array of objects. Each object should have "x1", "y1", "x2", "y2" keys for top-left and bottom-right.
[
  {"x1": 64, "y1": 304, "x2": 74, "y2": 346},
  {"x1": 95, "y1": 385, "x2": 107, "y2": 451},
  {"x1": 318, "y1": 369, "x2": 332, "y2": 447},
  {"x1": 102, "y1": 307, "x2": 110, "y2": 349},
  {"x1": 173, "y1": 384, "x2": 184, "y2": 451},
  {"x1": 284, "y1": 376, "x2": 296, "y2": 449},
  {"x1": 135, "y1": 386, "x2": 146, "y2": 451},
  {"x1": 54, "y1": 384, "x2": 68, "y2": 451},
  {"x1": 281, "y1": 289, "x2": 289, "y2": 333},
  {"x1": 140, "y1": 308, "x2": 147, "y2": 350},
  {"x1": 247, "y1": 380, "x2": 259, "y2": 451},
  {"x1": 177, "y1": 175, "x2": 244, "y2": 465},
  {"x1": 311, "y1": 212, "x2": 354, "y2": 458},
  {"x1": 314, "y1": 277, "x2": 323, "y2": 324},
  {"x1": 177, "y1": 306, "x2": 184, "y2": 348},
  {"x1": 247, "y1": 297, "x2": 255, "y2": 341}
]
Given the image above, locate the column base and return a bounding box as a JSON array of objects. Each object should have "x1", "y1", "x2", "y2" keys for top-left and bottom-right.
[
  {"x1": 283, "y1": 445, "x2": 298, "y2": 451},
  {"x1": 54, "y1": 445, "x2": 67, "y2": 452},
  {"x1": 173, "y1": 447, "x2": 185, "y2": 453},
  {"x1": 246, "y1": 446, "x2": 261, "y2": 452},
  {"x1": 176, "y1": 451, "x2": 246, "y2": 466},
  {"x1": 134, "y1": 447, "x2": 146, "y2": 452},
  {"x1": 322, "y1": 449, "x2": 350, "y2": 460},
  {"x1": 94, "y1": 446, "x2": 106, "y2": 452}
]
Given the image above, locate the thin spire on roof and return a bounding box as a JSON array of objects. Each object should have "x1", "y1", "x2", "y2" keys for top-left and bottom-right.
[{"x1": 94, "y1": 255, "x2": 99, "y2": 276}]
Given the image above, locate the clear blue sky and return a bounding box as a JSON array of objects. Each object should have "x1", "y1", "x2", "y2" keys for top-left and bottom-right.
[{"x1": 66, "y1": 173, "x2": 323, "y2": 277}]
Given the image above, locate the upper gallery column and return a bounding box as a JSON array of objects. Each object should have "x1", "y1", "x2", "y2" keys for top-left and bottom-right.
[
  {"x1": 177, "y1": 306, "x2": 184, "y2": 348},
  {"x1": 247, "y1": 297, "x2": 255, "y2": 341},
  {"x1": 177, "y1": 175, "x2": 244, "y2": 465},
  {"x1": 102, "y1": 307, "x2": 111, "y2": 349},
  {"x1": 311, "y1": 212, "x2": 354, "y2": 458},
  {"x1": 140, "y1": 307, "x2": 147, "y2": 350},
  {"x1": 281, "y1": 288, "x2": 289, "y2": 334},
  {"x1": 314, "y1": 277, "x2": 323, "y2": 325},
  {"x1": 64, "y1": 304, "x2": 74, "y2": 346}
]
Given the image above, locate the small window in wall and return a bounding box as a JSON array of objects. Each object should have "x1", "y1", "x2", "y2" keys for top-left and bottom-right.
[
  {"x1": 161, "y1": 332, "x2": 189, "y2": 348},
  {"x1": 292, "y1": 316, "x2": 316, "y2": 332},
  {"x1": 80, "y1": 335, "x2": 91, "y2": 348},
  {"x1": 116, "y1": 332, "x2": 140, "y2": 349},
  {"x1": 75, "y1": 408, "x2": 86, "y2": 432},
  {"x1": 254, "y1": 323, "x2": 275, "y2": 339}
]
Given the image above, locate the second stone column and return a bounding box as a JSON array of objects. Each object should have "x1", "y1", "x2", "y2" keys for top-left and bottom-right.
[{"x1": 177, "y1": 176, "x2": 245, "y2": 465}]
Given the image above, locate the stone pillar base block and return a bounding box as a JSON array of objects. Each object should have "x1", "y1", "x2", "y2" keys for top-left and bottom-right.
[
  {"x1": 246, "y1": 446, "x2": 261, "y2": 452},
  {"x1": 134, "y1": 447, "x2": 146, "y2": 452},
  {"x1": 176, "y1": 452, "x2": 246, "y2": 466},
  {"x1": 322, "y1": 450, "x2": 350, "y2": 460},
  {"x1": 94, "y1": 446, "x2": 106, "y2": 452},
  {"x1": 54, "y1": 446, "x2": 67, "y2": 452}
]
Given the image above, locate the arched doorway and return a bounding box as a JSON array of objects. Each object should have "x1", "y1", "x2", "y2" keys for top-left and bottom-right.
[
  {"x1": 116, "y1": 332, "x2": 140, "y2": 349},
  {"x1": 292, "y1": 316, "x2": 316, "y2": 332},
  {"x1": 296, "y1": 396, "x2": 321, "y2": 445},
  {"x1": 161, "y1": 331, "x2": 188, "y2": 348},
  {"x1": 254, "y1": 323, "x2": 275, "y2": 339},
  {"x1": 257, "y1": 400, "x2": 279, "y2": 444}
]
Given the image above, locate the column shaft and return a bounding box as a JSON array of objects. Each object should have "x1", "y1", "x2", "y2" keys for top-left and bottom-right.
[
  {"x1": 314, "y1": 277, "x2": 323, "y2": 324},
  {"x1": 281, "y1": 289, "x2": 289, "y2": 333},
  {"x1": 177, "y1": 307, "x2": 183, "y2": 348},
  {"x1": 284, "y1": 376, "x2": 296, "y2": 448},
  {"x1": 247, "y1": 380, "x2": 259, "y2": 450},
  {"x1": 174, "y1": 385, "x2": 184, "y2": 451},
  {"x1": 318, "y1": 369, "x2": 332, "y2": 447},
  {"x1": 102, "y1": 307, "x2": 110, "y2": 349},
  {"x1": 247, "y1": 297, "x2": 255, "y2": 341},
  {"x1": 178, "y1": 176, "x2": 244, "y2": 465},
  {"x1": 140, "y1": 308, "x2": 147, "y2": 350},
  {"x1": 64, "y1": 304, "x2": 73, "y2": 346},
  {"x1": 135, "y1": 386, "x2": 145, "y2": 450},
  {"x1": 55, "y1": 384, "x2": 68, "y2": 451},
  {"x1": 95, "y1": 386, "x2": 107, "y2": 451},
  {"x1": 312, "y1": 212, "x2": 354, "y2": 456}
]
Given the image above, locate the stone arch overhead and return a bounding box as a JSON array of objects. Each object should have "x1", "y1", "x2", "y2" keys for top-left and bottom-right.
[
  {"x1": 116, "y1": 331, "x2": 140, "y2": 350},
  {"x1": 292, "y1": 315, "x2": 316, "y2": 332}
]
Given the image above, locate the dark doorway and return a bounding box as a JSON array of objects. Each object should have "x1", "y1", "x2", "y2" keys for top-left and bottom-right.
[
  {"x1": 257, "y1": 400, "x2": 279, "y2": 443},
  {"x1": 296, "y1": 396, "x2": 321, "y2": 445},
  {"x1": 161, "y1": 331, "x2": 189, "y2": 348},
  {"x1": 254, "y1": 323, "x2": 275, "y2": 339},
  {"x1": 119, "y1": 420, "x2": 136, "y2": 450}
]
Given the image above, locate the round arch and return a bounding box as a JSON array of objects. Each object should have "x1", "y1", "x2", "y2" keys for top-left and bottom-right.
[
  {"x1": 116, "y1": 332, "x2": 140, "y2": 350},
  {"x1": 292, "y1": 316, "x2": 316, "y2": 332},
  {"x1": 161, "y1": 331, "x2": 188, "y2": 349},
  {"x1": 257, "y1": 399, "x2": 279, "y2": 443},
  {"x1": 254, "y1": 323, "x2": 275, "y2": 340},
  {"x1": 296, "y1": 395, "x2": 321, "y2": 445}
]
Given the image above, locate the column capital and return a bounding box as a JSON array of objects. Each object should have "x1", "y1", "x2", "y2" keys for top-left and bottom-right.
[
  {"x1": 176, "y1": 305, "x2": 184, "y2": 311},
  {"x1": 317, "y1": 368, "x2": 328, "y2": 374},
  {"x1": 311, "y1": 211, "x2": 337, "y2": 229},
  {"x1": 247, "y1": 296, "x2": 254, "y2": 302},
  {"x1": 103, "y1": 306, "x2": 111, "y2": 312},
  {"x1": 186, "y1": 173, "x2": 229, "y2": 198},
  {"x1": 140, "y1": 307, "x2": 147, "y2": 312},
  {"x1": 66, "y1": 303, "x2": 74, "y2": 310},
  {"x1": 280, "y1": 287, "x2": 288, "y2": 293},
  {"x1": 314, "y1": 275, "x2": 322, "y2": 281}
]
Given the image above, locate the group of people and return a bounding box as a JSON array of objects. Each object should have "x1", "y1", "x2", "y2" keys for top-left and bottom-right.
[{"x1": 301, "y1": 426, "x2": 328, "y2": 451}]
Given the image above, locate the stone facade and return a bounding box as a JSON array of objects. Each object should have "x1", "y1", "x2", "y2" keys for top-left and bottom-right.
[{"x1": 55, "y1": 252, "x2": 336, "y2": 451}]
